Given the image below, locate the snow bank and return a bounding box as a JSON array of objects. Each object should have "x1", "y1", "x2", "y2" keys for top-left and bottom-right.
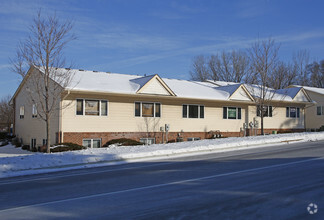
[{"x1": 1, "y1": 132, "x2": 324, "y2": 178}]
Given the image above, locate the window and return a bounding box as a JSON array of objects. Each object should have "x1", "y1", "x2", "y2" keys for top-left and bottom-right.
[
  {"x1": 76, "y1": 99, "x2": 83, "y2": 115},
  {"x1": 135, "y1": 102, "x2": 141, "y2": 117},
  {"x1": 317, "y1": 106, "x2": 324, "y2": 116},
  {"x1": 142, "y1": 103, "x2": 154, "y2": 117},
  {"x1": 31, "y1": 138, "x2": 36, "y2": 148},
  {"x1": 76, "y1": 99, "x2": 108, "y2": 116},
  {"x1": 135, "y1": 102, "x2": 161, "y2": 117},
  {"x1": 32, "y1": 104, "x2": 37, "y2": 118},
  {"x1": 257, "y1": 105, "x2": 272, "y2": 117},
  {"x1": 182, "y1": 105, "x2": 204, "y2": 118},
  {"x1": 140, "y1": 138, "x2": 155, "y2": 145},
  {"x1": 85, "y1": 100, "x2": 99, "y2": 116},
  {"x1": 223, "y1": 107, "x2": 242, "y2": 119},
  {"x1": 155, "y1": 103, "x2": 161, "y2": 117},
  {"x1": 101, "y1": 101, "x2": 108, "y2": 116},
  {"x1": 20, "y1": 106, "x2": 24, "y2": 119},
  {"x1": 187, "y1": 137, "x2": 200, "y2": 141},
  {"x1": 43, "y1": 139, "x2": 47, "y2": 146},
  {"x1": 286, "y1": 107, "x2": 300, "y2": 118},
  {"x1": 82, "y1": 139, "x2": 101, "y2": 148}
]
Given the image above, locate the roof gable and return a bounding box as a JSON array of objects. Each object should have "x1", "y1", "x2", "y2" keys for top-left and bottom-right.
[
  {"x1": 293, "y1": 88, "x2": 312, "y2": 102},
  {"x1": 134, "y1": 75, "x2": 176, "y2": 96},
  {"x1": 289, "y1": 85, "x2": 324, "y2": 96},
  {"x1": 215, "y1": 84, "x2": 254, "y2": 102},
  {"x1": 229, "y1": 85, "x2": 254, "y2": 101}
]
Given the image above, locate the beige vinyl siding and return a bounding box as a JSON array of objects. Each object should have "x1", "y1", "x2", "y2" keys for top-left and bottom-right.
[
  {"x1": 14, "y1": 73, "x2": 60, "y2": 146},
  {"x1": 61, "y1": 93, "x2": 249, "y2": 133},
  {"x1": 138, "y1": 78, "x2": 171, "y2": 96},
  {"x1": 229, "y1": 87, "x2": 252, "y2": 101},
  {"x1": 304, "y1": 91, "x2": 324, "y2": 129},
  {"x1": 293, "y1": 90, "x2": 309, "y2": 102},
  {"x1": 61, "y1": 92, "x2": 306, "y2": 136},
  {"x1": 248, "y1": 104, "x2": 305, "y2": 129}
]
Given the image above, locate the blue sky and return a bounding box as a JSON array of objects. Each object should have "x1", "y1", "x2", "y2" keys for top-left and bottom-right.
[{"x1": 1, "y1": 0, "x2": 324, "y2": 99}]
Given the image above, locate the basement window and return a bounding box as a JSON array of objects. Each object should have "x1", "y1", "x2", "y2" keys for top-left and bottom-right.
[
  {"x1": 140, "y1": 138, "x2": 155, "y2": 145},
  {"x1": 187, "y1": 137, "x2": 200, "y2": 141},
  {"x1": 31, "y1": 138, "x2": 36, "y2": 148},
  {"x1": 82, "y1": 139, "x2": 101, "y2": 148}
]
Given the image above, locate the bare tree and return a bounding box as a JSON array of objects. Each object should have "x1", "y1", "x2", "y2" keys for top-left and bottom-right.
[
  {"x1": 0, "y1": 95, "x2": 14, "y2": 133},
  {"x1": 293, "y1": 49, "x2": 310, "y2": 86},
  {"x1": 269, "y1": 61, "x2": 297, "y2": 89},
  {"x1": 10, "y1": 10, "x2": 76, "y2": 153},
  {"x1": 189, "y1": 55, "x2": 210, "y2": 81},
  {"x1": 143, "y1": 117, "x2": 160, "y2": 139},
  {"x1": 308, "y1": 60, "x2": 324, "y2": 88},
  {"x1": 249, "y1": 38, "x2": 280, "y2": 135},
  {"x1": 209, "y1": 50, "x2": 251, "y2": 83}
]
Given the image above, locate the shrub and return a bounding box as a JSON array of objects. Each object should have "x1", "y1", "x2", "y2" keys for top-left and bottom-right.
[
  {"x1": 102, "y1": 138, "x2": 142, "y2": 147},
  {"x1": 0, "y1": 132, "x2": 13, "y2": 141},
  {"x1": 51, "y1": 143, "x2": 86, "y2": 153},
  {"x1": 11, "y1": 137, "x2": 22, "y2": 148},
  {"x1": 0, "y1": 132, "x2": 7, "y2": 140},
  {"x1": 22, "y1": 145, "x2": 30, "y2": 150},
  {"x1": 0, "y1": 140, "x2": 9, "y2": 147}
]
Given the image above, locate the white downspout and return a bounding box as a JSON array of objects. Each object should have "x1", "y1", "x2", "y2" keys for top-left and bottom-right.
[{"x1": 60, "y1": 90, "x2": 70, "y2": 143}]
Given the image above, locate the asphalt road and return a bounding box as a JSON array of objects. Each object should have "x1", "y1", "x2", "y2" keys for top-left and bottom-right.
[{"x1": 0, "y1": 140, "x2": 323, "y2": 219}]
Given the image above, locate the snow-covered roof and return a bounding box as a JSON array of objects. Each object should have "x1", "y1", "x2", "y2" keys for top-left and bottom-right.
[
  {"x1": 33, "y1": 67, "x2": 311, "y2": 103},
  {"x1": 46, "y1": 68, "x2": 234, "y2": 101},
  {"x1": 206, "y1": 80, "x2": 239, "y2": 87},
  {"x1": 291, "y1": 85, "x2": 324, "y2": 96}
]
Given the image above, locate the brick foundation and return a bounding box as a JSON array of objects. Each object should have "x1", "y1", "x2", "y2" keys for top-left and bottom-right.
[{"x1": 62, "y1": 128, "x2": 305, "y2": 146}]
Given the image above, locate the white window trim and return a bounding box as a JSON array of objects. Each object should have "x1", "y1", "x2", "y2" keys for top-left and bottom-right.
[
  {"x1": 140, "y1": 138, "x2": 155, "y2": 145},
  {"x1": 19, "y1": 106, "x2": 25, "y2": 119},
  {"x1": 187, "y1": 137, "x2": 201, "y2": 141},
  {"x1": 32, "y1": 104, "x2": 37, "y2": 118},
  {"x1": 223, "y1": 106, "x2": 242, "y2": 120},
  {"x1": 82, "y1": 138, "x2": 102, "y2": 148},
  {"x1": 76, "y1": 99, "x2": 108, "y2": 116},
  {"x1": 287, "y1": 107, "x2": 300, "y2": 118},
  {"x1": 182, "y1": 104, "x2": 204, "y2": 119},
  {"x1": 134, "y1": 101, "x2": 161, "y2": 118}
]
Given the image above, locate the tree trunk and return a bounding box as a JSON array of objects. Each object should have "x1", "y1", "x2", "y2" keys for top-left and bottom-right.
[
  {"x1": 261, "y1": 114, "x2": 264, "y2": 135},
  {"x1": 46, "y1": 114, "x2": 51, "y2": 153}
]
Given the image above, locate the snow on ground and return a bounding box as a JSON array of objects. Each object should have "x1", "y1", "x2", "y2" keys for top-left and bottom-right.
[
  {"x1": 0, "y1": 144, "x2": 33, "y2": 157},
  {"x1": 0, "y1": 132, "x2": 324, "y2": 178}
]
